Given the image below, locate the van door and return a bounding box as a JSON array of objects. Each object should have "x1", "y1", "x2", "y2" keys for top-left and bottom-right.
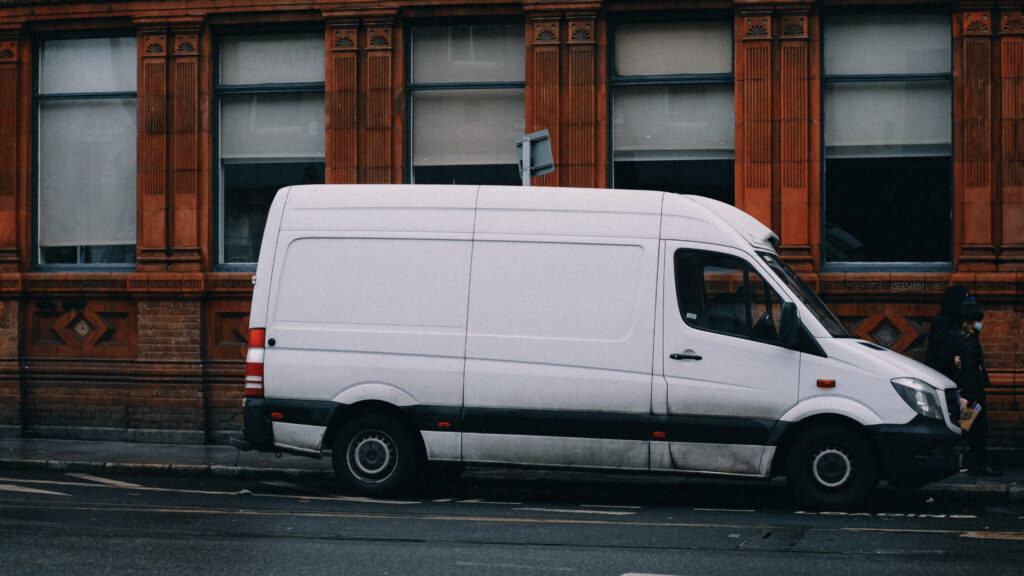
[
  {"x1": 462, "y1": 237, "x2": 658, "y2": 470},
  {"x1": 660, "y1": 244, "x2": 800, "y2": 476}
]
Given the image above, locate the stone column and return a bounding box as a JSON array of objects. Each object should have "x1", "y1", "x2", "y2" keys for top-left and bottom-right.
[{"x1": 956, "y1": 9, "x2": 998, "y2": 269}]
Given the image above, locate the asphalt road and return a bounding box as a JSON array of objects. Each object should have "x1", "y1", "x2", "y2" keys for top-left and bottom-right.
[{"x1": 1, "y1": 468, "x2": 1022, "y2": 576}]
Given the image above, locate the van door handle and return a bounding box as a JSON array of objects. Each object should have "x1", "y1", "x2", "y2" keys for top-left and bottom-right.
[{"x1": 670, "y1": 353, "x2": 702, "y2": 361}]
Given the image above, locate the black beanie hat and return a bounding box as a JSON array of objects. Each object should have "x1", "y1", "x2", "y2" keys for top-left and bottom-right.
[{"x1": 960, "y1": 300, "x2": 984, "y2": 322}]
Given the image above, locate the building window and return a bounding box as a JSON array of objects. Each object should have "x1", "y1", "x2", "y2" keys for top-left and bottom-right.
[
  {"x1": 217, "y1": 32, "x2": 325, "y2": 265},
  {"x1": 35, "y1": 37, "x2": 137, "y2": 267},
  {"x1": 409, "y1": 24, "x2": 525, "y2": 185},
  {"x1": 822, "y1": 13, "x2": 952, "y2": 265},
  {"x1": 611, "y1": 21, "x2": 734, "y2": 204}
]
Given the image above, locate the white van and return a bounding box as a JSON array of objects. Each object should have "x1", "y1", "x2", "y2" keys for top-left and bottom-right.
[{"x1": 233, "y1": 184, "x2": 962, "y2": 508}]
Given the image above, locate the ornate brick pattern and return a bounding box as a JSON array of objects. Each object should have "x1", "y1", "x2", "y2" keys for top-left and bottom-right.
[{"x1": 26, "y1": 300, "x2": 136, "y2": 359}]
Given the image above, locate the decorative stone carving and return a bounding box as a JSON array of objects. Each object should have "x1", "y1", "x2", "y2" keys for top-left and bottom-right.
[
  {"x1": 333, "y1": 28, "x2": 357, "y2": 51},
  {"x1": 1003, "y1": 11, "x2": 1024, "y2": 35},
  {"x1": 744, "y1": 15, "x2": 772, "y2": 40},
  {"x1": 366, "y1": 26, "x2": 391, "y2": 49},
  {"x1": 174, "y1": 33, "x2": 198, "y2": 55},
  {"x1": 569, "y1": 20, "x2": 594, "y2": 44},
  {"x1": 780, "y1": 14, "x2": 807, "y2": 40},
  {"x1": 534, "y1": 21, "x2": 559, "y2": 44},
  {"x1": 963, "y1": 12, "x2": 992, "y2": 36},
  {"x1": 143, "y1": 35, "x2": 166, "y2": 56}
]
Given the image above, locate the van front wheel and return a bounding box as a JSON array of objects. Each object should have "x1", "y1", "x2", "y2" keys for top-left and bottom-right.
[
  {"x1": 784, "y1": 425, "x2": 878, "y2": 509},
  {"x1": 332, "y1": 414, "x2": 420, "y2": 497}
]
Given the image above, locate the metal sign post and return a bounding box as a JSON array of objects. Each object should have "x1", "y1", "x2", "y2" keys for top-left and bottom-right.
[{"x1": 516, "y1": 130, "x2": 554, "y2": 186}]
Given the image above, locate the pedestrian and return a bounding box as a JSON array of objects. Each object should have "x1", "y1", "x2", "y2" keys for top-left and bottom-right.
[
  {"x1": 924, "y1": 284, "x2": 969, "y2": 377},
  {"x1": 953, "y1": 300, "x2": 1002, "y2": 477}
]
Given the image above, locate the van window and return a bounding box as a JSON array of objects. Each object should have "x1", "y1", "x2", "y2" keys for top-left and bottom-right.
[
  {"x1": 273, "y1": 238, "x2": 471, "y2": 328},
  {"x1": 674, "y1": 249, "x2": 782, "y2": 342},
  {"x1": 469, "y1": 241, "x2": 644, "y2": 340}
]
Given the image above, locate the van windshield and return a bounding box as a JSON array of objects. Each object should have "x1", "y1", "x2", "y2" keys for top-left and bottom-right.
[{"x1": 758, "y1": 252, "x2": 851, "y2": 338}]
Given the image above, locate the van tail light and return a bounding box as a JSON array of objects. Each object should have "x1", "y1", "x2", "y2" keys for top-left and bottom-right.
[{"x1": 245, "y1": 328, "x2": 266, "y2": 398}]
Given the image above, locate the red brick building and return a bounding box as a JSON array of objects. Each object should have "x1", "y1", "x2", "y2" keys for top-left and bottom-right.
[{"x1": 0, "y1": 0, "x2": 1022, "y2": 446}]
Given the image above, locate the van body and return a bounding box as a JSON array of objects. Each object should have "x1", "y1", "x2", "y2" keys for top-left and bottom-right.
[{"x1": 236, "y1": 184, "x2": 962, "y2": 507}]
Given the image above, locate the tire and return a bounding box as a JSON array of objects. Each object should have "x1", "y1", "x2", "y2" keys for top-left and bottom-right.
[
  {"x1": 332, "y1": 414, "x2": 421, "y2": 497},
  {"x1": 784, "y1": 425, "x2": 879, "y2": 509}
]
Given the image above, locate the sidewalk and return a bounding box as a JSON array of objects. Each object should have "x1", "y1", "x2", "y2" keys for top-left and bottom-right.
[{"x1": 0, "y1": 436, "x2": 1021, "y2": 500}]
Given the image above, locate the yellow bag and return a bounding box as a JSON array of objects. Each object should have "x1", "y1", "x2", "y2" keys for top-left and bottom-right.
[{"x1": 959, "y1": 402, "x2": 981, "y2": 432}]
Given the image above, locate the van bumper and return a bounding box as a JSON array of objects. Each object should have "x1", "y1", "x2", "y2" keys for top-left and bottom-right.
[
  {"x1": 235, "y1": 398, "x2": 276, "y2": 452},
  {"x1": 870, "y1": 417, "x2": 961, "y2": 487}
]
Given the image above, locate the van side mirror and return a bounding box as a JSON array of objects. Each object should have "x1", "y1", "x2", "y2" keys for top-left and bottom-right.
[{"x1": 779, "y1": 302, "x2": 799, "y2": 346}]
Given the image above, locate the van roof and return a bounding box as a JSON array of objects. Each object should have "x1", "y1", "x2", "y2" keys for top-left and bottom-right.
[{"x1": 273, "y1": 184, "x2": 777, "y2": 250}]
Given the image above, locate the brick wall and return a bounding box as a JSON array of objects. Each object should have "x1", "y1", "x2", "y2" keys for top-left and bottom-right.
[
  {"x1": 137, "y1": 300, "x2": 201, "y2": 361},
  {"x1": 0, "y1": 299, "x2": 20, "y2": 435}
]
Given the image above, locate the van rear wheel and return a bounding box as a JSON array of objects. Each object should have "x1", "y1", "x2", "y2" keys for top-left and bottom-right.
[
  {"x1": 784, "y1": 425, "x2": 878, "y2": 509},
  {"x1": 332, "y1": 414, "x2": 420, "y2": 497}
]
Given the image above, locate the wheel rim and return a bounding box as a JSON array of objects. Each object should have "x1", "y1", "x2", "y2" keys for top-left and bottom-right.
[
  {"x1": 347, "y1": 430, "x2": 397, "y2": 483},
  {"x1": 811, "y1": 447, "x2": 852, "y2": 488}
]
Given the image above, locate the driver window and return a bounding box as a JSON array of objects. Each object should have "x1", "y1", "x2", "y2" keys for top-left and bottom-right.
[{"x1": 674, "y1": 250, "x2": 782, "y2": 342}]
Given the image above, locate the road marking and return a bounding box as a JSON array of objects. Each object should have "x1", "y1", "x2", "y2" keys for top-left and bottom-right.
[
  {"x1": 333, "y1": 496, "x2": 420, "y2": 505},
  {"x1": 518, "y1": 507, "x2": 636, "y2": 516},
  {"x1": 3, "y1": 500, "x2": 1024, "y2": 543},
  {"x1": 457, "y1": 562, "x2": 575, "y2": 572},
  {"x1": 0, "y1": 484, "x2": 70, "y2": 496},
  {"x1": 961, "y1": 531, "x2": 1024, "y2": 541},
  {"x1": 67, "y1": 473, "x2": 142, "y2": 488},
  {"x1": 0, "y1": 476, "x2": 418, "y2": 505}
]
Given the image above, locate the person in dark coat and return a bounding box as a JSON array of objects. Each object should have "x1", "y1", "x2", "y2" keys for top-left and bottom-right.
[
  {"x1": 924, "y1": 284, "x2": 969, "y2": 377},
  {"x1": 953, "y1": 300, "x2": 1002, "y2": 477}
]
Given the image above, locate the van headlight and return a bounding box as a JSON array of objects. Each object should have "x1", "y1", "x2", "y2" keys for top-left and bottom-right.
[{"x1": 891, "y1": 377, "x2": 943, "y2": 420}]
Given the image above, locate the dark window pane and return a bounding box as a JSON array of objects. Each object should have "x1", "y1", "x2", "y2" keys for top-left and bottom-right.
[
  {"x1": 824, "y1": 156, "x2": 951, "y2": 262},
  {"x1": 40, "y1": 246, "x2": 77, "y2": 265},
  {"x1": 614, "y1": 159, "x2": 734, "y2": 205},
  {"x1": 413, "y1": 164, "x2": 521, "y2": 186},
  {"x1": 222, "y1": 162, "x2": 324, "y2": 264},
  {"x1": 84, "y1": 245, "x2": 134, "y2": 264}
]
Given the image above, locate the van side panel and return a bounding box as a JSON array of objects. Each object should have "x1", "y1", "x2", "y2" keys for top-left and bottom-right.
[
  {"x1": 462, "y1": 187, "x2": 660, "y2": 469},
  {"x1": 260, "y1": 185, "x2": 478, "y2": 455},
  {"x1": 264, "y1": 235, "x2": 471, "y2": 384}
]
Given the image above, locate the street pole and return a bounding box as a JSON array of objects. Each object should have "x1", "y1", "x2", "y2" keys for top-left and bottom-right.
[{"x1": 521, "y1": 135, "x2": 531, "y2": 187}]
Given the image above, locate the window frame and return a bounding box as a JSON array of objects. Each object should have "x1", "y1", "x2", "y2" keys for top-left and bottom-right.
[
  {"x1": 405, "y1": 19, "x2": 526, "y2": 185},
  {"x1": 673, "y1": 248, "x2": 791, "y2": 347},
  {"x1": 213, "y1": 26, "x2": 326, "y2": 270},
  {"x1": 820, "y1": 8, "x2": 954, "y2": 272},
  {"x1": 32, "y1": 32, "x2": 138, "y2": 271},
  {"x1": 608, "y1": 15, "x2": 735, "y2": 202}
]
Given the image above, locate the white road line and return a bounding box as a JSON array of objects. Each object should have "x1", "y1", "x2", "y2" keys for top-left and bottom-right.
[
  {"x1": 66, "y1": 473, "x2": 142, "y2": 488},
  {"x1": 457, "y1": 562, "x2": 575, "y2": 572},
  {"x1": 517, "y1": 507, "x2": 636, "y2": 516},
  {"x1": 0, "y1": 484, "x2": 70, "y2": 496}
]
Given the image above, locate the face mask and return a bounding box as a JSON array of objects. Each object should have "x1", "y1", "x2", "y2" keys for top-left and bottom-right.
[{"x1": 974, "y1": 322, "x2": 983, "y2": 332}]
